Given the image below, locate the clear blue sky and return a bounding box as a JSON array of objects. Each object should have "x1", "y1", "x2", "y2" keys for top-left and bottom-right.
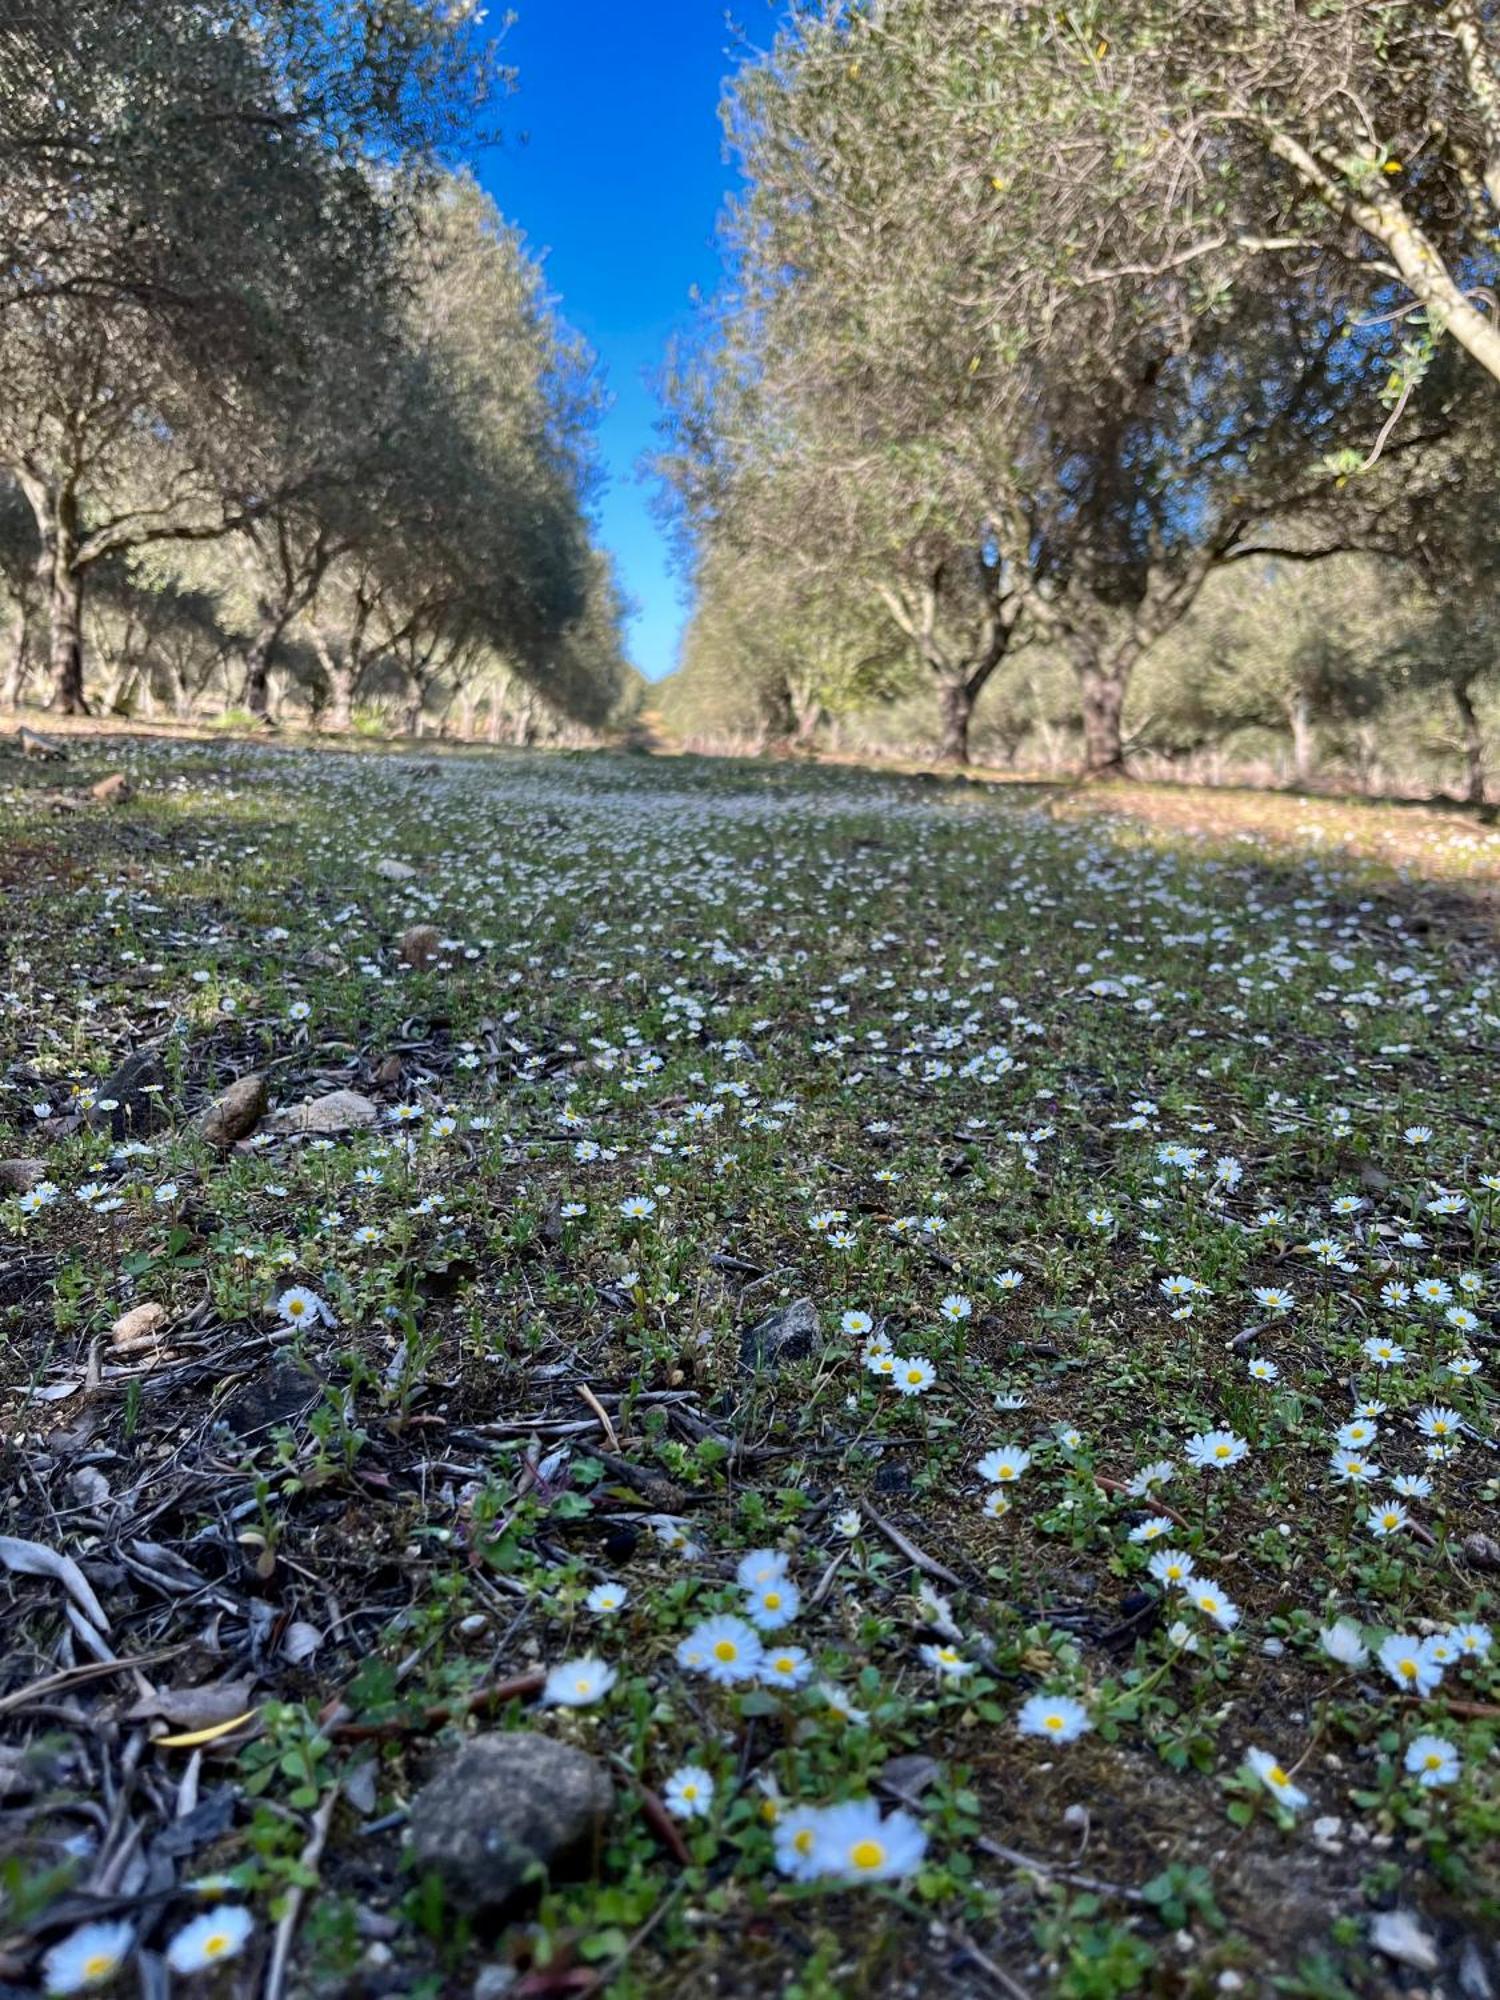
[{"x1": 477, "y1": 3, "x2": 758, "y2": 684}]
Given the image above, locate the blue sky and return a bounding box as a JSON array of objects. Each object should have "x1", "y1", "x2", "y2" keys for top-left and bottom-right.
[{"x1": 478, "y1": 3, "x2": 758, "y2": 683}]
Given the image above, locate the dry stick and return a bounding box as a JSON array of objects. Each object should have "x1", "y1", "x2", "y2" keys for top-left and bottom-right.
[
  {"x1": 578, "y1": 1878, "x2": 687, "y2": 1997},
  {"x1": 610, "y1": 1754, "x2": 691, "y2": 1865},
  {"x1": 1093, "y1": 1476, "x2": 1191, "y2": 1532},
  {"x1": 0, "y1": 1649, "x2": 185, "y2": 1720},
  {"x1": 577, "y1": 1382, "x2": 621, "y2": 1452},
  {"x1": 808, "y1": 1547, "x2": 849, "y2": 1609},
  {"x1": 951, "y1": 1925, "x2": 1037, "y2": 2000},
  {"x1": 262, "y1": 1781, "x2": 339, "y2": 2000},
  {"x1": 858, "y1": 1499, "x2": 964, "y2": 1588},
  {"x1": 327, "y1": 1668, "x2": 546, "y2": 1742},
  {"x1": 977, "y1": 1833, "x2": 1147, "y2": 1908}
]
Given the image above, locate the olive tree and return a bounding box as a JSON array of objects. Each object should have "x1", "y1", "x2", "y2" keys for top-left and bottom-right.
[
  {"x1": 662, "y1": 0, "x2": 1444, "y2": 772},
  {"x1": 0, "y1": 0, "x2": 501, "y2": 710},
  {"x1": 1101, "y1": 1, "x2": 1500, "y2": 393}
]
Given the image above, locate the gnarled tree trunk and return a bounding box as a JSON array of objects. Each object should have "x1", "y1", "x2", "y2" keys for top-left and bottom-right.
[
  {"x1": 1, "y1": 612, "x2": 27, "y2": 709},
  {"x1": 1453, "y1": 677, "x2": 1486, "y2": 805},
  {"x1": 242, "y1": 611, "x2": 286, "y2": 717},
  {"x1": 48, "y1": 562, "x2": 87, "y2": 714},
  {"x1": 937, "y1": 676, "x2": 974, "y2": 765},
  {"x1": 1077, "y1": 658, "x2": 1129, "y2": 777}
]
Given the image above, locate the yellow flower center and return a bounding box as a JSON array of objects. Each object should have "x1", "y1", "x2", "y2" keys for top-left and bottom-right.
[
  {"x1": 204, "y1": 1935, "x2": 230, "y2": 1959},
  {"x1": 1214, "y1": 1444, "x2": 1230, "y2": 1459},
  {"x1": 1398, "y1": 1659, "x2": 1418, "y2": 1679},
  {"x1": 850, "y1": 1839, "x2": 886, "y2": 1871},
  {"x1": 793, "y1": 1828, "x2": 814, "y2": 1854},
  {"x1": 1269, "y1": 1766, "x2": 1288, "y2": 1786},
  {"x1": 1424, "y1": 1753, "x2": 1442, "y2": 1770},
  {"x1": 1044, "y1": 1714, "x2": 1065, "y2": 1732},
  {"x1": 763, "y1": 1592, "x2": 781, "y2": 1609},
  {"x1": 85, "y1": 1956, "x2": 118, "y2": 1980},
  {"x1": 713, "y1": 1640, "x2": 737, "y2": 1663}
]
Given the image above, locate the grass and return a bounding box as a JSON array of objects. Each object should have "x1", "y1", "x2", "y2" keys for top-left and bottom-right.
[{"x1": 1, "y1": 731, "x2": 1497, "y2": 1999}]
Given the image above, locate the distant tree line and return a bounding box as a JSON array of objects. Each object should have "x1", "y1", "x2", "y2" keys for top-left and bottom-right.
[
  {"x1": 654, "y1": 0, "x2": 1500, "y2": 797},
  {"x1": 0, "y1": 0, "x2": 635, "y2": 737}
]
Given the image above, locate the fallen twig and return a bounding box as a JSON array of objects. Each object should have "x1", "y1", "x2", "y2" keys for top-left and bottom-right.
[
  {"x1": 1093, "y1": 1476, "x2": 1192, "y2": 1532},
  {"x1": 858, "y1": 1499, "x2": 964, "y2": 1587},
  {"x1": 952, "y1": 1925, "x2": 1036, "y2": 2000},
  {"x1": 262, "y1": 1781, "x2": 339, "y2": 2000},
  {"x1": 577, "y1": 1381, "x2": 621, "y2": 1452},
  {"x1": 326, "y1": 1668, "x2": 546, "y2": 1741}
]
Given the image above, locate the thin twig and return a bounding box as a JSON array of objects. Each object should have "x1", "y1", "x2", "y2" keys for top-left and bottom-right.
[
  {"x1": 951, "y1": 1925, "x2": 1036, "y2": 2000},
  {"x1": 262, "y1": 1781, "x2": 339, "y2": 2000},
  {"x1": 858, "y1": 1499, "x2": 964, "y2": 1587},
  {"x1": 577, "y1": 1382, "x2": 621, "y2": 1452},
  {"x1": 0, "y1": 1648, "x2": 185, "y2": 1720},
  {"x1": 327, "y1": 1668, "x2": 546, "y2": 1742}
]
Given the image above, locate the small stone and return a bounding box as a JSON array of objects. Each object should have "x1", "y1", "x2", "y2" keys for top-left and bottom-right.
[
  {"x1": 1370, "y1": 1910, "x2": 1439, "y2": 1974},
  {"x1": 1311, "y1": 1815, "x2": 1343, "y2": 1853},
  {"x1": 111, "y1": 1302, "x2": 167, "y2": 1351},
  {"x1": 878, "y1": 1754, "x2": 942, "y2": 1801},
  {"x1": 267, "y1": 1089, "x2": 378, "y2": 1136},
  {"x1": 740, "y1": 1296, "x2": 822, "y2": 1369},
  {"x1": 219, "y1": 1360, "x2": 321, "y2": 1439},
  {"x1": 99, "y1": 1046, "x2": 168, "y2": 1138},
  {"x1": 1461, "y1": 1532, "x2": 1500, "y2": 1572},
  {"x1": 69, "y1": 1467, "x2": 111, "y2": 1508},
  {"x1": 400, "y1": 923, "x2": 442, "y2": 969},
  {"x1": 408, "y1": 1731, "x2": 613, "y2": 1913},
  {"x1": 375, "y1": 857, "x2": 417, "y2": 881},
  {"x1": 0, "y1": 1158, "x2": 48, "y2": 1195},
  {"x1": 473, "y1": 1970, "x2": 518, "y2": 2000},
  {"x1": 196, "y1": 1073, "x2": 267, "y2": 1150},
  {"x1": 88, "y1": 772, "x2": 130, "y2": 804},
  {"x1": 1459, "y1": 1938, "x2": 1495, "y2": 2000}
]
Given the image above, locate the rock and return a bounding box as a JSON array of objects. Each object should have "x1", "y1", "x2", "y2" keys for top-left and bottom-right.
[
  {"x1": 399, "y1": 923, "x2": 442, "y2": 969},
  {"x1": 69, "y1": 1467, "x2": 111, "y2": 1508},
  {"x1": 219, "y1": 1360, "x2": 321, "y2": 1439},
  {"x1": 878, "y1": 1754, "x2": 943, "y2": 1801},
  {"x1": 0, "y1": 1158, "x2": 48, "y2": 1195},
  {"x1": 88, "y1": 772, "x2": 130, "y2": 804},
  {"x1": 1459, "y1": 1937, "x2": 1495, "y2": 2000},
  {"x1": 17, "y1": 725, "x2": 66, "y2": 761},
  {"x1": 1310, "y1": 1815, "x2": 1343, "y2": 1853},
  {"x1": 408, "y1": 1732, "x2": 612, "y2": 1913},
  {"x1": 267, "y1": 1088, "x2": 378, "y2": 1136},
  {"x1": 375, "y1": 857, "x2": 417, "y2": 881},
  {"x1": 473, "y1": 1970, "x2": 517, "y2": 2000},
  {"x1": 1461, "y1": 1532, "x2": 1500, "y2": 1572},
  {"x1": 196, "y1": 1073, "x2": 267, "y2": 1150},
  {"x1": 1370, "y1": 1910, "x2": 1439, "y2": 1975},
  {"x1": 111, "y1": 1302, "x2": 166, "y2": 1351},
  {"x1": 740, "y1": 1296, "x2": 822, "y2": 1369},
  {"x1": 99, "y1": 1046, "x2": 168, "y2": 1139}
]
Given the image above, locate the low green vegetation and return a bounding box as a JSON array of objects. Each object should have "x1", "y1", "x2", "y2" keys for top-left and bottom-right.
[{"x1": 1, "y1": 737, "x2": 1495, "y2": 1995}]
